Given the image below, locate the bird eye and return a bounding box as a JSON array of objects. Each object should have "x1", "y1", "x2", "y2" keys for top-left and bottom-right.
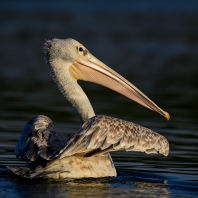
[
  {"x1": 77, "y1": 46, "x2": 85, "y2": 56},
  {"x1": 79, "y1": 47, "x2": 84, "y2": 52}
]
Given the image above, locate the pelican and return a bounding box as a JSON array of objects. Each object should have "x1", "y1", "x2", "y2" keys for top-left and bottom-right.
[{"x1": 7, "y1": 38, "x2": 170, "y2": 179}]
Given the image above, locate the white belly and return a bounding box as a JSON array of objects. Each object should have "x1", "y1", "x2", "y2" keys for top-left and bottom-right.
[{"x1": 23, "y1": 153, "x2": 117, "y2": 179}]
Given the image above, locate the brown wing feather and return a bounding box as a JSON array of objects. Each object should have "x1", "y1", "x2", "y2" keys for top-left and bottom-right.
[
  {"x1": 15, "y1": 115, "x2": 169, "y2": 163},
  {"x1": 15, "y1": 115, "x2": 67, "y2": 163},
  {"x1": 59, "y1": 115, "x2": 169, "y2": 158}
]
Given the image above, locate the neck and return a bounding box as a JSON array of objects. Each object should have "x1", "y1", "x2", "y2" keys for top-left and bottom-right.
[{"x1": 48, "y1": 59, "x2": 95, "y2": 122}]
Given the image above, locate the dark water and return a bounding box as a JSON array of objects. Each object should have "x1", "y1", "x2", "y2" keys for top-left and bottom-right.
[{"x1": 1, "y1": 0, "x2": 198, "y2": 197}]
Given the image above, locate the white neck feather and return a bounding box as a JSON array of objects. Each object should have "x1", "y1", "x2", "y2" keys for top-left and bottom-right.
[{"x1": 49, "y1": 59, "x2": 95, "y2": 122}]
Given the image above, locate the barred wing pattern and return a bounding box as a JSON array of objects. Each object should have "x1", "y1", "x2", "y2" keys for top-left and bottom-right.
[
  {"x1": 14, "y1": 115, "x2": 169, "y2": 166},
  {"x1": 59, "y1": 115, "x2": 169, "y2": 158}
]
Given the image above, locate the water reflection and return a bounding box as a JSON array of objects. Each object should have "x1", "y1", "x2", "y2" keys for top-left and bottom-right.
[{"x1": 1, "y1": 170, "x2": 171, "y2": 198}]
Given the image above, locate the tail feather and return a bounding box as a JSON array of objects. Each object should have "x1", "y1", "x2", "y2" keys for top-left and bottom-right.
[
  {"x1": 6, "y1": 164, "x2": 64, "y2": 179},
  {"x1": 6, "y1": 166, "x2": 31, "y2": 178}
]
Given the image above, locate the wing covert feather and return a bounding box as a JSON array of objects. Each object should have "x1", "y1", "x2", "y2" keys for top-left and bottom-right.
[
  {"x1": 59, "y1": 115, "x2": 169, "y2": 158},
  {"x1": 15, "y1": 115, "x2": 169, "y2": 162},
  {"x1": 15, "y1": 115, "x2": 67, "y2": 162}
]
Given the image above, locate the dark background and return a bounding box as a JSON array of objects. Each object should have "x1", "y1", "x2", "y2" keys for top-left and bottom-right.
[{"x1": 1, "y1": 1, "x2": 198, "y2": 124}]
